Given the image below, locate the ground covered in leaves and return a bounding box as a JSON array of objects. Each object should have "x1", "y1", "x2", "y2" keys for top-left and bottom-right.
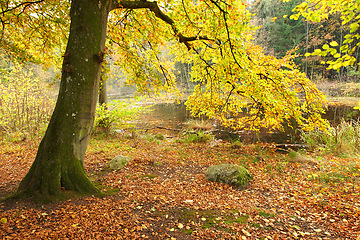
[{"x1": 0, "y1": 130, "x2": 359, "y2": 239}]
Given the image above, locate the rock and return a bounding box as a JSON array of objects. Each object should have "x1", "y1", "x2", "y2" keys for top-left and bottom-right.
[
  {"x1": 205, "y1": 164, "x2": 252, "y2": 187},
  {"x1": 108, "y1": 155, "x2": 131, "y2": 170}
]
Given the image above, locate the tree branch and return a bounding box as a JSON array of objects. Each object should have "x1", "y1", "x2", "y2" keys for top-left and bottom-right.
[
  {"x1": 0, "y1": 0, "x2": 44, "y2": 15},
  {"x1": 112, "y1": 0, "x2": 211, "y2": 50}
]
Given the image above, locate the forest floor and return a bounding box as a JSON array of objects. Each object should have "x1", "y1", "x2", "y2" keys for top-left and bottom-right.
[{"x1": 0, "y1": 129, "x2": 359, "y2": 239}]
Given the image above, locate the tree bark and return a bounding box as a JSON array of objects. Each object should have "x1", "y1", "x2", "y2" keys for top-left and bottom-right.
[{"x1": 17, "y1": 0, "x2": 111, "y2": 196}]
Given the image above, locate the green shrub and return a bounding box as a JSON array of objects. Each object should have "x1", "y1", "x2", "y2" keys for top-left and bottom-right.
[{"x1": 94, "y1": 98, "x2": 152, "y2": 133}]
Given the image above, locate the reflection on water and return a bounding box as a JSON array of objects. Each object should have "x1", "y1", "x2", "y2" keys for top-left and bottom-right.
[
  {"x1": 144, "y1": 102, "x2": 360, "y2": 144},
  {"x1": 150, "y1": 102, "x2": 191, "y2": 123},
  {"x1": 323, "y1": 104, "x2": 360, "y2": 126}
]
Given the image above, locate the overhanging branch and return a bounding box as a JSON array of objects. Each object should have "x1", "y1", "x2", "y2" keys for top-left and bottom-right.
[
  {"x1": 112, "y1": 0, "x2": 211, "y2": 50},
  {"x1": 0, "y1": 0, "x2": 44, "y2": 15}
]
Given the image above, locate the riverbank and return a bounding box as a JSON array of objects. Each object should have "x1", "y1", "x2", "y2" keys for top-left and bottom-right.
[{"x1": 317, "y1": 81, "x2": 360, "y2": 106}]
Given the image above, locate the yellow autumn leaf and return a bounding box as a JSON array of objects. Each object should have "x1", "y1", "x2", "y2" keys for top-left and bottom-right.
[
  {"x1": 330, "y1": 41, "x2": 339, "y2": 47},
  {"x1": 354, "y1": 103, "x2": 360, "y2": 110}
]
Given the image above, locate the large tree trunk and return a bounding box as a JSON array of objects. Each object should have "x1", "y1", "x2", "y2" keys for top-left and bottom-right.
[{"x1": 17, "y1": 0, "x2": 111, "y2": 196}]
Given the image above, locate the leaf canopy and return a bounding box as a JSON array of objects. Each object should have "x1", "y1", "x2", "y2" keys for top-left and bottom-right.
[{"x1": 0, "y1": 0, "x2": 329, "y2": 131}]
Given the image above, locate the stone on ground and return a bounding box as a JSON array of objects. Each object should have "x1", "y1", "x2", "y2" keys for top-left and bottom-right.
[
  {"x1": 205, "y1": 164, "x2": 252, "y2": 187},
  {"x1": 108, "y1": 155, "x2": 131, "y2": 170}
]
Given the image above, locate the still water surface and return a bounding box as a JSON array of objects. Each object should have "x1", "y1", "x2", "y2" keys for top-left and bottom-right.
[{"x1": 144, "y1": 102, "x2": 360, "y2": 144}]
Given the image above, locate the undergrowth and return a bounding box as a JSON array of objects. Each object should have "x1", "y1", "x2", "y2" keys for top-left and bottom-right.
[
  {"x1": 179, "y1": 130, "x2": 213, "y2": 143},
  {"x1": 94, "y1": 97, "x2": 152, "y2": 133},
  {"x1": 301, "y1": 119, "x2": 360, "y2": 156},
  {"x1": 0, "y1": 63, "x2": 55, "y2": 141}
]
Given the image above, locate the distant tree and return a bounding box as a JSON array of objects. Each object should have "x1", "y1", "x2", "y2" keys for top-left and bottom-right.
[
  {"x1": 291, "y1": 0, "x2": 360, "y2": 71},
  {"x1": 301, "y1": 15, "x2": 346, "y2": 81},
  {"x1": 251, "y1": 0, "x2": 306, "y2": 60}
]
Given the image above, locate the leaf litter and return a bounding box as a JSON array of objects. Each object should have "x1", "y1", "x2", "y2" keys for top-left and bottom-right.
[{"x1": 0, "y1": 131, "x2": 359, "y2": 239}]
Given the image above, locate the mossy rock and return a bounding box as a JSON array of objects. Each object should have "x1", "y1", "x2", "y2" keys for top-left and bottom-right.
[
  {"x1": 205, "y1": 164, "x2": 252, "y2": 187},
  {"x1": 108, "y1": 155, "x2": 131, "y2": 170}
]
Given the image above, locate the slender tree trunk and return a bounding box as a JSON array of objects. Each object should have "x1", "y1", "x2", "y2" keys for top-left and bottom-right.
[
  {"x1": 99, "y1": 76, "x2": 108, "y2": 106},
  {"x1": 305, "y1": 19, "x2": 309, "y2": 76},
  {"x1": 99, "y1": 59, "x2": 109, "y2": 106},
  {"x1": 98, "y1": 65, "x2": 109, "y2": 131},
  {"x1": 338, "y1": 27, "x2": 343, "y2": 82},
  {"x1": 17, "y1": 0, "x2": 111, "y2": 196}
]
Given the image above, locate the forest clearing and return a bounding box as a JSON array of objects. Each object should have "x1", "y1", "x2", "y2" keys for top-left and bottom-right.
[{"x1": 1, "y1": 124, "x2": 359, "y2": 239}]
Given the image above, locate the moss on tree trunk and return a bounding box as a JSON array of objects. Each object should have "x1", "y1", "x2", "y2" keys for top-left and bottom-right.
[{"x1": 17, "y1": 0, "x2": 111, "y2": 196}]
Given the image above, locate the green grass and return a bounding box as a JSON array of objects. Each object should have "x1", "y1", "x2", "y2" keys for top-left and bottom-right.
[
  {"x1": 176, "y1": 208, "x2": 248, "y2": 232},
  {"x1": 307, "y1": 159, "x2": 360, "y2": 188},
  {"x1": 141, "y1": 174, "x2": 159, "y2": 180},
  {"x1": 258, "y1": 211, "x2": 275, "y2": 218},
  {"x1": 301, "y1": 119, "x2": 360, "y2": 156},
  {"x1": 179, "y1": 130, "x2": 213, "y2": 143}
]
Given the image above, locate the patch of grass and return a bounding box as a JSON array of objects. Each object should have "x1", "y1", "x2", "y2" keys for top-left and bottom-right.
[
  {"x1": 179, "y1": 130, "x2": 213, "y2": 144},
  {"x1": 153, "y1": 161, "x2": 163, "y2": 166},
  {"x1": 177, "y1": 208, "x2": 248, "y2": 231},
  {"x1": 183, "y1": 229, "x2": 193, "y2": 235},
  {"x1": 141, "y1": 174, "x2": 159, "y2": 180},
  {"x1": 88, "y1": 135, "x2": 132, "y2": 154},
  {"x1": 309, "y1": 167, "x2": 356, "y2": 183},
  {"x1": 251, "y1": 223, "x2": 261, "y2": 228},
  {"x1": 301, "y1": 120, "x2": 360, "y2": 156},
  {"x1": 275, "y1": 161, "x2": 288, "y2": 174},
  {"x1": 141, "y1": 133, "x2": 161, "y2": 143},
  {"x1": 251, "y1": 157, "x2": 260, "y2": 164},
  {"x1": 153, "y1": 133, "x2": 166, "y2": 140},
  {"x1": 93, "y1": 181, "x2": 120, "y2": 195},
  {"x1": 178, "y1": 150, "x2": 188, "y2": 161},
  {"x1": 229, "y1": 140, "x2": 243, "y2": 149},
  {"x1": 264, "y1": 164, "x2": 273, "y2": 174},
  {"x1": 258, "y1": 211, "x2": 275, "y2": 218},
  {"x1": 327, "y1": 82, "x2": 360, "y2": 97},
  {"x1": 94, "y1": 98, "x2": 152, "y2": 133},
  {"x1": 200, "y1": 222, "x2": 213, "y2": 229},
  {"x1": 288, "y1": 150, "x2": 298, "y2": 159},
  {"x1": 223, "y1": 215, "x2": 249, "y2": 224},
  {"x1": 306, "y1": 156, "x2": 360, "y2": 189}
]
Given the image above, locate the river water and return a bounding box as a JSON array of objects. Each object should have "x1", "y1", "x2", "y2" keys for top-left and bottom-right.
[{"x1": 142, "y1": 102, "x2": 360, "y2": 144}]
